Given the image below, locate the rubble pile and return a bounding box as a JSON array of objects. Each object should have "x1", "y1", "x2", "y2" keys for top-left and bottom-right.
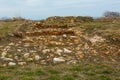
[{"x1": 0, "y1": 18, "x2": 120, "y2": 66}]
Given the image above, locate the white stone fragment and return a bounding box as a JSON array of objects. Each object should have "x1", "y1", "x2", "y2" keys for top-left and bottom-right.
[
  {"x1": 35, "y1": 55, "x2": 40, "y2": 60},
  {"x1": 14, "y1": 56, "x2": 19, "y2": 60},
  {"x1": 63, "y1": 34, "x2": 67, "y2": 38},
  {"x1": 29, "y1": 50, "x2": 37, "y2": 53},
  {"x1": 24, "y1": 43, "x2": 30, "y2": 47},
  {"x1": 24, "y1": 53, "x2": 30, "y2": 58},
  {"x1": 53, "y1": 57, "x2": 65, "y2": 63},
  {"x1": 27, "y1": 58, "x2": 33, "y2": 61},
  {"x1": 17, "y1": 49, "x2": 22, "y2": 52},
  {"x1": 89, "y1": 35, "x2": 105, "y2": 43},
  {"x1": 8, "y1": 43, "x2": 14, "y2": 46},
  {"x1": 1, "y1": 52, "x2": 7, "y2": 57},
  {"x1": 5, "y1": 46, "x2": 11, "y2": 49},
  {"x1": 63, "y1": 48, "x2": 72, "y2": 53},
  {"x1": 56, "y1": 49, "x2": 63, "y2": 55},
  {"x1": 42, "y1": 49, "x2": 50, "y2": 54},
  {"x1": 51, "y1": 35, "x2": 57, "y2": 38},
  {"x1": 8, "y1": 62, "x2": 16, "y2": 66},
  {"x1": 1, "y1": 57, "x2": 13, "y2": 61},
  {"x1": 70, "y1": 36, "x2": 77, "y2": 39}
]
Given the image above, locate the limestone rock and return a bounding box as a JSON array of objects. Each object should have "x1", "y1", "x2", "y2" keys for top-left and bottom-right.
[
  {"x1": 70, "y1": 36, "x2": 77, "y2": 39},
  {"x1": 51, "y1": 35, "x2": 57, "y2": 38},
  {"x1": 8, "y1": 62, "x2": 16, "y2": 66},
  {"x1": 35, "y1": 55, "x2": 40, "y2": 60},
  {"x1": 24, "y1": 53, "x2": 30, "y2": 58},
  {"x1": 17, "y1": 49, "x2": 22, "y2": 52},
  {"x1": 89, "y1": 35, "x2": 105, "y2": 43},
  {"x1": 53, "y1": 57, "x2": 65, "y2": 63},
  {"x1": 42, "y1": 49, "x2": 50, "y2": 54},
  {"x1": 40, "y1": 60, "x2": 46, "y2": 65},
  {"x1": 24, "y1": 43, "x2": 31, "y2": 47},
  {"x1": 29, "y1": 50, "x2": 37, "y2": 53},
  {"x1": 14, "y1": 56, "x2": 19, "y2": 60},
  {"x1": 1, "y1": 52, "x2": 7, "y2": 57},
  {"x1": 8, "y1": 43, "x2": 15, "y2": 46},
  {"x1": 22, "y1": 37, "x2": 34, "y2": 43},
  {"x1": 63, "y1": 48, "x2": 72, "y2": 53},
  {"x1": 63, "y1": 34, "x2": 67, "y2": 38},
  {"x1": 56, "y1": 49, "x2": 63, "y2": 55},
  {"x1": 27, "y1": 58, "x2": 33, "y2": 61},
  {"x1": 67, "y1": 60, "x2": 77, "y2": 64},
  {"x1": 1, "y1": 57, "x2": 13, "y2": 61}
]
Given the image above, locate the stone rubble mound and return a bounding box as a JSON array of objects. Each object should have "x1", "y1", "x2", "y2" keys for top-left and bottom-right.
[{"x1": 0, "y1": 18, "x2": 120, "y2": 66}]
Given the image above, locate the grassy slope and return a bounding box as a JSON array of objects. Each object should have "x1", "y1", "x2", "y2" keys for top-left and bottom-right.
[
  {"x1": 0, "y1": 63, "x2": 120, "y2": 80},
  {"x1": 0, "y1": 21, "x2": 19, "y2": 37},
  {"x1": 75, "y1": 21, "x2": 120, "y2": 46},
  {"x1": 0, "y1": 21, "x2": 25, "y2": 45},
  {"x1": 0, "y1": 19, "x2": 120, "y2": 80}
]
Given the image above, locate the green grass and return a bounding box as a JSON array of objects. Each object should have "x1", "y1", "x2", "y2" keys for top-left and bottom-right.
[
  {"x1": 48, "y1": 69, "x2": 61, "y2": 74},
  {"x1": 46, "y1": 75, "x2": 60, "y2": 80},
  {"x1": 80, "y1": 22, "x2": 120, "y2": 36},
  {"x1": 0, "y1": 63, "x2": 120, "y2": 80},
  {"x1": 0, "y1": 21, "x2": 25, "y2": 45},
  {"x1": 0, "y1": 21, "x2": 20, "y2": 37},
  {"x1": 35, "y1": 69, "x2": 45, "y2": 76},
  {"x1": 22, "y1": 77, "x2": 35, "y2": 80},
  {"x1": 0, "y1": 75, "x2": 10, "y2": 80},
  {"x1": 63, "y1": 75, "x2": 74, "y2": 80}
]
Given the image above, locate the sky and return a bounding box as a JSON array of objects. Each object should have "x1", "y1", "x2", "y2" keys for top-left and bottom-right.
[{"x1": 0, "y1": 0, "x2": 120, "y2": 20}]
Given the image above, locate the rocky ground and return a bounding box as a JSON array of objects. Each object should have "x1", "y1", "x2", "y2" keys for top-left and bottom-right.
[{"x1": 0, "y1": 17, "x2": 120, "y2": 66}]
